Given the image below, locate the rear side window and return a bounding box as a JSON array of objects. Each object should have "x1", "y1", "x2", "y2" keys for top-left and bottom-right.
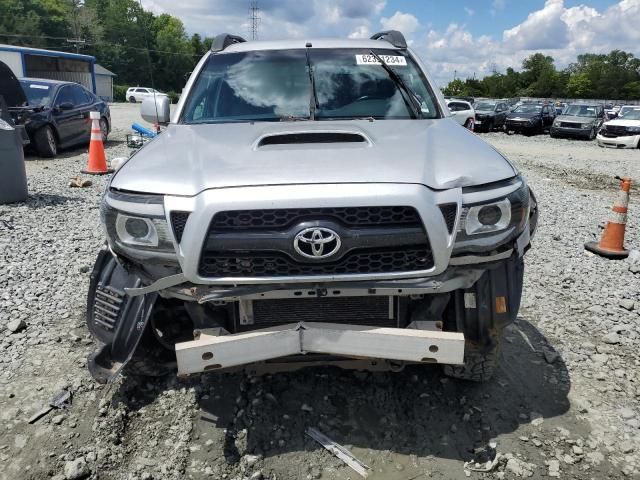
[
  {"x1": 70, "y1": 85, "x2": 89, "y2": 105},
  {"x1": 448, "y1": 102, "x2": 468, "y2": 111}
]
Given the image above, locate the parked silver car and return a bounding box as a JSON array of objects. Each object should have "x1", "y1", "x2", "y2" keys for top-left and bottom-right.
[{"x1": 87, "y1": 31, "x2": 538, "y2": 384}]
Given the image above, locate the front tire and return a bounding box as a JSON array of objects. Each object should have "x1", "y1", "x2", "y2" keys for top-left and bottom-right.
[
  {"x1": 444, "y1": 340, "x2": 501, "y2": 382},
  {"x1": 129, "y1": 96, "x2": 137, "y2": 103},
  {"x1": 589, "y1": 127, "x2": 596, "y2": 140},
  {"x1": 464, "y1": 118, "x2": 475, "y2": 131},
  {"x1": 33, "y1": 125, "x2": 57, "y2": 157}
]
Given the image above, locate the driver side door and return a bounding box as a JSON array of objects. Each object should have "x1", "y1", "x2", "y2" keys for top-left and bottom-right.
[{"x1": 52, "y1": 86, "x2": 85, "y2": 146}]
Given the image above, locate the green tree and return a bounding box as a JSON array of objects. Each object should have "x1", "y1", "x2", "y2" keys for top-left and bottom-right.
[
  {"x1": 442, "y1": 78, "x2": 465, "y2": 96},
  {"x1": 567, "y1": 73, "x2": 592, "y2": 98}
]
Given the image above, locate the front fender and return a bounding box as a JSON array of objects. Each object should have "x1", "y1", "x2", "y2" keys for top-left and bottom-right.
[{"x1": 86, "y1": 246, "x2": 157, "y2": 383}]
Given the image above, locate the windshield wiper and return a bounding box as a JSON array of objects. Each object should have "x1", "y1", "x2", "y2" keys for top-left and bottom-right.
[
  {"x1": 305, "y1": 45, "x2": 319, "y2": 120},
  {"x1": 369, "y1": 50, "x2": 423, "y2": 119}
]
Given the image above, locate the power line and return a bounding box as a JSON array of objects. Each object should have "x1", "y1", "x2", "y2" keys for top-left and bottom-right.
[{"x1": 248, "y1": 0, "x2": 260, "y2": 40}]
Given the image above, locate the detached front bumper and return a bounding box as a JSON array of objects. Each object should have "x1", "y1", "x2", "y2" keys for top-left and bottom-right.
[
  {"x1": 597, "y1": 133, "x2": 640, "y2": 149},
  {"x1": 176, "y1": 322, "x2": 464, "y2": 375}
]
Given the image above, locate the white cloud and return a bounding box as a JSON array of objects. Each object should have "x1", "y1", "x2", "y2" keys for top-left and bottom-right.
[
  {"x1": 380, "y1": 11, "x2": 420, "y2": 34},
  {"x1": 464, "y1": 7, "x2": 474, "y2": 16},
  {"x1": 418, "y1": 0, "x2": 640, "y2": 87}
]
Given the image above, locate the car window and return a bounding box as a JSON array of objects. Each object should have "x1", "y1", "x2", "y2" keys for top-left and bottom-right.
[
  {"x1": 181, "y1": 48, "x2": 440, "y2": 123},
  {"x1": 70, "y1": 85, "x2": 89, "y2": 105},
  {"x1": 55, "y1": 86, "x2": 75, "y2": 106},
  {"x1": 135, "y1": 88, "x2": 146, "y2": 93},
  {"x1": 448, "y1": 102, "x2": 467, "y2": 112}
]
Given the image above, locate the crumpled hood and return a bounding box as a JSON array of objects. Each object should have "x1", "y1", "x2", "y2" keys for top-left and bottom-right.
[
  {"x1": 112, "y1": 118, "x2": 517, "y2": 197},
  {"x1": 605, "y1": 118, "x2": 640, "y2": 127}
]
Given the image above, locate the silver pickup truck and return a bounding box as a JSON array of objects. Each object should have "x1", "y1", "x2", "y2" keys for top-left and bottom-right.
[{"x1": 87, "y1": 31, "x2": 538, "y2": 384}]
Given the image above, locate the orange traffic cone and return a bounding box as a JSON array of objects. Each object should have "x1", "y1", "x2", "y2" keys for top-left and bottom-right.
[
  {"x1": 585, "y1": 177, "x2": 632, "y2": 259},
  {"x1": 82, "y1": 111, "x2": 113, "y2": 175}
]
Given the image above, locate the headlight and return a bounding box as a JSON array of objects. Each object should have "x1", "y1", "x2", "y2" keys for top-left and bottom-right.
[
  {"x1": 101, "y1": 192, "x2": 175, "y2": 253},
  {"x1": 458, "y1": 180, "x2": 530, "y2": 239},
  {"x1": 464, "y1": 198, "x2": 511, "y2": 235},
  {"x1": 553, "y1": 120, "x2": 560, "y2": 127},
  {"x1": 627, "y1": 126, "x2": 640, "y2": 134}
]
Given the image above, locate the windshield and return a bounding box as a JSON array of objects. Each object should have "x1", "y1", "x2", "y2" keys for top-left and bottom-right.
[
  {"x1": 564, "y1": 105, "x2": 598, "y2": 117},
  {"x1": 620, "y1": 106, "x2": 636, "y2": 117},
  {"x1": 20, "y1": 81, "x2": 53, "y2": 106},
  {"x1": 513, "y1": 104, "x2": 542, "y2": 114},
  {"x1": 181, "y1": 48, "x2": 439, "y2": 123},
  {"x1": 621, "y1": 109, "x2": 640, "y2": 120},
  {"x1": 474, "y1": 102, "x2": 496, "y2": 111}
]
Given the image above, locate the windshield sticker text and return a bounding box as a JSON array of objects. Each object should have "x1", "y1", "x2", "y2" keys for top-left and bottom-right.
[{"x1": 355, "y1": 54, "x2": 407, "y2": 66}]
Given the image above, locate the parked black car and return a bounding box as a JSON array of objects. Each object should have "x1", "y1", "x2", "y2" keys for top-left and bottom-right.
[
  {"x1": 7, "y1": 78, "x2": 110, "y2": 157},
  {"x1": 473, "y1": 100, "x2": 510, "y2": 132},
  {"x1": 504, "y1": 103, "x2": 556, "y2": 135},
  {"x1": 550, "y1": 104, "x2": 605, "y2": 140}
]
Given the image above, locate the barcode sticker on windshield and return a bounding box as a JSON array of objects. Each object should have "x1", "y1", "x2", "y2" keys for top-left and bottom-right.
[
  {"x1": 356, "y1": 54, "x2": 407, "y2": 66},
  {"x1": 30, "y1": 84, "x2": 49, "y2": 90}
]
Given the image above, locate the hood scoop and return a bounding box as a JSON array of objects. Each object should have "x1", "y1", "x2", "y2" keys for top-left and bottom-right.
[{"x1": 257, "y1": 131, "x2": 368, "y2": 147}]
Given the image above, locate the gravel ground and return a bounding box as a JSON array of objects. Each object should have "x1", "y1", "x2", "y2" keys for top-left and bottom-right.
[{"x1": 1, "y1": 104, "x2": 640, "y2": 480}]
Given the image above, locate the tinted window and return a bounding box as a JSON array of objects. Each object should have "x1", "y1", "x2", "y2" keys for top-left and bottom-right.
[
  {"x1": 70, "y1": 85, "x2": 89, "y2": 105},
  {"x1": 181, "y1": 48, "x2": 439, "y2": 123},
  {"x1": 55, "y1": 86, "x2": 74, "y2": 106},
  {"x1": 448, "y1": 102, "x2": 468, "y2": 111},
  {"x1": 135, "y1": 88, "x2": 147, "y2": 93}
]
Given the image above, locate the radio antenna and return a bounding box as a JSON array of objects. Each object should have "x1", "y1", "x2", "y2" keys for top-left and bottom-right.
[{"x1": 248, "y1": 1, "x2": 261, "y2": 40}]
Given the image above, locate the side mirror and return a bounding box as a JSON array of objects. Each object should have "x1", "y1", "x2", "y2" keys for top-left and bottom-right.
[{"x1": 141, "y1": 95, "x2": 170, "y2": 125}]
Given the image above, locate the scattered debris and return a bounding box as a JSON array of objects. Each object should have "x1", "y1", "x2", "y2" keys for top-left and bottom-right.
[
  {"x1": 513, "y1": 325, "x2": 537, "y2": 352},
  {"x1": 64, "y1": 457, "x2": 90, "y2": 480},
  {"x1": 463, "y1": 442, "x2": 501, "y2": 473},
  {"x1": 68, "y1": 177, "x2": 92, "y2": 188},
  {"x1": 306, "y1": 427, "x2": 370, "y2": 478},
  {"x1": 6, "y1": 319, "x2": 26, "y2": 333},
  {"x1": 28, "y1": 389, "x2": 72, "y2": 424}
]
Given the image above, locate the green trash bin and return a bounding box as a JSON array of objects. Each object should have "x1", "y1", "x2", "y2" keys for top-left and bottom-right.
[{"x1": 0, "y1": 118, "x2": 28, "y2": 204}]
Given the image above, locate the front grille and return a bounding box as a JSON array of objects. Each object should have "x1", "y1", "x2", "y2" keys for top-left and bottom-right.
[
  {"x1": 200, "y1": 206, "x2": 432, "y2": 278},
  {"x1": 251, "y1": 296, "x2": 395, "y2": 327},
  {"x1": 439, "y1": 204, "x2": 457, "y2": 233},
  {"x1": 602, "y1": 125, "x2": 629, "y2": 137},
  {"x1": 210, "y1": 206, "x2": 421, "y2": 231},
  {"x1": 200, "y1": 247, "x2": 433, "y2": 277},
  {"x1": 560, "y1": 122, "x2": 582, "y2": 128},
  {"x1": 170, "y1": 211, "x2": 190, "y2": 243},
  {"x1": 93, "y1": 286, "x2": 123, "y2": 331}
]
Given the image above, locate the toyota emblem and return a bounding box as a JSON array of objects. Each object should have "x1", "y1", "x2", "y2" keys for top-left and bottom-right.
[{"x1": 293, "y1": 227, "x2": 341, "y2": 259}]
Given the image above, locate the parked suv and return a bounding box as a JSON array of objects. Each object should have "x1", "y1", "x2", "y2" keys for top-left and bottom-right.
[
  {"x1": 473, "y1": 100, "x2": 510, "y2": 132},
  {"x1": 126, "y1": 87, "x2": 167, "y2": 103},
  {"x1": 550, "y1": 103, "x2": 605, "y2": 140},
  {"x1": 87, "y1": 32, "x2": 538, "y2": 384},
  {"x1": 504, "y1": 103, "x2": 555, "y2": 135},
  {"x1": 445, "y1": 99, "x2": 475, "y2": 130},
  {"x1": 597, "y1": 107, "x2": 640, "y2": 148}
]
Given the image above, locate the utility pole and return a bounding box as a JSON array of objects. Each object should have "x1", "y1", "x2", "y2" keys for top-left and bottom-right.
[
  {"x1": 66, "y1": 38, "x2": 86, "y2": 53},
  {"x1": 248, "y1": 1, "x2": 260, "y2": 40},
  {"x1": 68, "y1": 0, "x2": 85, "y2": 53}
]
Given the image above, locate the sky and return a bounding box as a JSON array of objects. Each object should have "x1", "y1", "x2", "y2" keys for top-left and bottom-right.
[{"x1": 143, "y1": 0, "x2": 640, "y2": 87}]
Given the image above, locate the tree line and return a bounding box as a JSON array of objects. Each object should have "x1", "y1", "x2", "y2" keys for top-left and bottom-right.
[
  {"x1": 0, "y1": 0, "x2": 214, "y2": 96},
  {"x1": 442, "y1": 51, "x2": 640, "y2": 101}
]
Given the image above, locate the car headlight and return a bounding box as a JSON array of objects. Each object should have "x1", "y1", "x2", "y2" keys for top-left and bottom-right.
[
  {"x1": 627, "y1": 126, "x2": 640, "y2": 134},
  {"x1": 458, "y1": 180, "x2": 530, "y2": 239},
  {"x1": 101, "y1": 192, "x2": 175, "y2": 253},
  {"x1": 464, "y1": 198, "x2": 511, "y2": 235},
  {"x1": 553, "y1": 120, "x2": 560, "y2": 127}
]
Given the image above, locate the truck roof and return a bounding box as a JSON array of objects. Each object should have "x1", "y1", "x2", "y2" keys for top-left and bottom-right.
[{"x1": 222, "y1": 38, "x2": 403, "y2": 53}]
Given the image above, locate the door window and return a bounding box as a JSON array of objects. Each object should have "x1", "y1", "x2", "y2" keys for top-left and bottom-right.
[
  {"x1": 448, "y1": 102, "x2": 467, "y2": 112},
  {"x1": 55, "y1": 86, "x2": 74, "y2": 107},
  {"x1": 70, "y1": 85, "x2": 89, "y2": 105}
]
